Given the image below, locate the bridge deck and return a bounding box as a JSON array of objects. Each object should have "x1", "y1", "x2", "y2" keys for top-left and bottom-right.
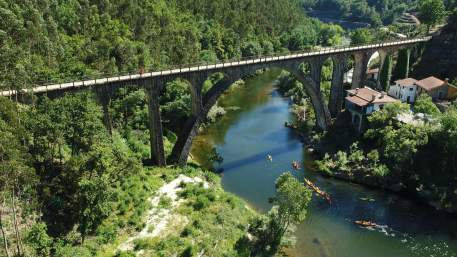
[{"x1": 0, "y1": 37, "x2": 430, "y2": 97}]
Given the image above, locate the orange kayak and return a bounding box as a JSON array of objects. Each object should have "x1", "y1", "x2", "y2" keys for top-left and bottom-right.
[
  {"x1": 304, "y1": 178, "x2": 332, "y2": 204},
  {"x1": 354, "y1": 220, "x2": 378, "y2": 228}
]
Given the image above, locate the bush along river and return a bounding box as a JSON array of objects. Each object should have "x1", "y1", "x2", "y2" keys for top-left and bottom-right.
[{"x1": 191, "y1": 69, "x2": 457, "y2": 257}]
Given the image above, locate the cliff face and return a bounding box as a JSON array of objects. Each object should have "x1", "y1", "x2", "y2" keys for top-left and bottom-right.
[{"x1": 413, "y1": 15, "x2": 457, "y2": 80}]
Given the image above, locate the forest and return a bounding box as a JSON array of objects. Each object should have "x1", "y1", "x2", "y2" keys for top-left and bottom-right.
[
  {"x1": 302, "y1": 0, "x2": 456, "y2": 26},
  {"x1": 0, "y1": 0, "x2": 344, "y2": 92},
  {"x1": 0, "y1": 0, "x2": 333, "y2": 256},
  {"x1": 1, "y1": 0, "x2": 456, "y2": 256}
]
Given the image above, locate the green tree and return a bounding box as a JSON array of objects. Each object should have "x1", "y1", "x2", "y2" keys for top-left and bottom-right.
[
  {"x1": 419, "y1": 0, "x2": 447, "y2": 32},
  {"x1": 78, "y1": 174, "x2": 114, "y2": 243},
  {"x1": 350, "y1": 28, "x2": 374, "y2": 45},
  {"x1": 437, "y1": 107, "x2": 457, "y2": 171},
  {"x1": 319, "y1": 24, "x2": 344, "y2": 46},
  {"x1": 392, "y1": 49, "x2": 411, "y2": 81},
  {"x1": 26, "y1": 222, "x2": 53, "y2": 257},
  {"x1": 380, "y1": 54, "x2": 393, "y2": 91},
  {"x1": 249, "y1": 173, "x2": 312, "y2": 255},
  {"x1": 365, "y1": 103, "x2": 429, "y2": 167},
  {"x1": 0, "y1": 98, "x2": 37, "y2": 256},
  {"x1": 241, "y1": 40, "x2": 263, "y2": 57},
  {"x1": 414, "y1": 94, "x2": 441, "y2": 115},
  {"x1": 282, "y1": 24, "x2": 319, "y2": 51}
]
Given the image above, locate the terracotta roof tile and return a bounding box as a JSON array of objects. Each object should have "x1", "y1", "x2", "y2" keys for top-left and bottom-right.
[
  {"x1": 416, "y1": 76, "x2": 446, "y2": 91},
  {"x1": 346, "y1": 87, "x2": 398, "y2": 107},
  {"x1": 395, "y1": 78, "x2": 418, "y2": 86}
]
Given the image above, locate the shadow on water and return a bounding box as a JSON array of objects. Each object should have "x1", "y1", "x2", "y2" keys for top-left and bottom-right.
[
  {"x1": 191, "y1": 69, "x2": 457, "y2": 257},
  {"x1": 215, "y1": 143, "x2": 300, "y2": 173}
]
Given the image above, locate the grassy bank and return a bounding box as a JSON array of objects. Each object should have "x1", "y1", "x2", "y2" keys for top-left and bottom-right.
[{"x1": 89, "y1": 166, "x2": 257, "y2": 257}]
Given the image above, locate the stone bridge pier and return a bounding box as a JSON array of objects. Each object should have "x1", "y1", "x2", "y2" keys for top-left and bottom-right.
[
  {"x1": 329, "y1": 55, "x2": 348, "y2": 117},
  {"x1": 169, "y1": 59, "x2": 333, "y2": 166},
  {"x1": 148, "y1": 45, "x2": 417, "y2": 166},
  {"x1": 2, "y1": 38, "x2": 428, "y2": 167},
  {"x1": 147, "y1": 80, "x2": 167, "y2": 166}
]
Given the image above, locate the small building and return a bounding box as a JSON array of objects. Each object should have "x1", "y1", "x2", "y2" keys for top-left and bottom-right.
[
  {"x1": 388, "y1": 78, "x2": 418, "y2": 103},
  {"x1": 345, "y1": 87, "x2": 399, "y2": 131},
  {"x1": 416, "y1": 76, "x2": 449, "y2": 101}
]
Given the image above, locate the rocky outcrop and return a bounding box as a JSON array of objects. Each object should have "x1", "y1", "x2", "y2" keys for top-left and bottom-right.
[{"x1": 413, "y1": 14, "x2": 457, "y2": 80}]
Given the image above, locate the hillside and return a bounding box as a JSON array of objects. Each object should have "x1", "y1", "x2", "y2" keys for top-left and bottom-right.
[
  {"x1": 413, "y1": 13, "x2": 457, "y2": 80},
  {"x1": 0, "y1": 0, "x2": 342, "y2": 91},
  {"x1": 0, "y1": 1, "x2": 326, "y2": 256}
]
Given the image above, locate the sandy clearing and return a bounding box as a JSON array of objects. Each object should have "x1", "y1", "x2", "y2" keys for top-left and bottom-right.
[{"x1": 118, "y1": 174, "x2": 209, "y2": 252}]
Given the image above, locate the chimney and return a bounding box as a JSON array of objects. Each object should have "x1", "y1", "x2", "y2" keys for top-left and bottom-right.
[
  {"x1": 445, "y1": 78, "x2": 449, "y2": 85},
  {"x1": 355, "y1": 88, "x2": 359, "y2": 95},
  {"x1": 371, "y1": 95, "x2": 376, "y2": 102},
  {"x1": 379, "y1": 92, "x2": 385, "y2": 99}
]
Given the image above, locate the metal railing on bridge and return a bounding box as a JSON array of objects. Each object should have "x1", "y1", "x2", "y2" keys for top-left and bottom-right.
[{"x1": 0, "y1": 37, "x2": 431, "y2": 97}]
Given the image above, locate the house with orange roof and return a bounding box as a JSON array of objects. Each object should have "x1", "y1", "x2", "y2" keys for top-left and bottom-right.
[
  {"x1": 345, "y1": 87, "x2": 399, "y2": 131},
  {"x1": 416, "y1": 76, "x2": 449, "y2": 101}
]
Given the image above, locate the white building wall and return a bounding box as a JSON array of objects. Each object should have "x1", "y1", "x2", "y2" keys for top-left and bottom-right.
[
  {"x1": 388, "y1": 83, "x2": 418, "y2": 103},
  {"x1": 388, "y1": 85, "x2": 400, "y2": 99}
]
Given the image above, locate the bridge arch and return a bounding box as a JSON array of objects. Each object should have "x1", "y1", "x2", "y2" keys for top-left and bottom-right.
[
  {"x1": 1, "y1": 38, "x2": 429, "y2": 167},
  {"x1": 169, "y1": 62, "x2": 331, "y2": 166}
]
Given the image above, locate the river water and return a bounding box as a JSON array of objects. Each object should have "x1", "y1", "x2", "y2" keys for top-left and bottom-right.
[{"x1": 191, "y1": 70, "x2": 457, "y2": 257}]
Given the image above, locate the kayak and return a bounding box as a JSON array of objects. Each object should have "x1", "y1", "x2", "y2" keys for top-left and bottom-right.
[
  {"x1": 304, "y1": 178, "x2": 332, "y2": 204},
  {"x1": 354, "y1": 220, "x2": 378, "y2": 228}
]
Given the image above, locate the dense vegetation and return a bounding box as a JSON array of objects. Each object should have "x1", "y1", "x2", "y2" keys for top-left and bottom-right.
[
  {"x1": 1, "y1": 88, "x2": 313, "y2": 256},
  {"x1": 317, "y1": 97, "x2": 457, "y2": 212},
  {"x1": 0, "y1": 0, "x2": 324, "y2": 256},
  {"x1": 301, "y1": 0, "x2": 418, "y2": 26},
  {"x1": 0, "y1": 0, "x2": 345, "y2": 92}
]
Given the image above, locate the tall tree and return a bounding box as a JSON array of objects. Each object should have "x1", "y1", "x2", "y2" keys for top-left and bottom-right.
[
  {"x1": 380, "y1": 54, "x2": 393, "y2": 91},
  {"x1": 419, "y1": 0, "x2": 447, "y2": 32},
  {"x1": 350, "y1": 28, "x2": 375, "y2": 45},
  {"x1": 392, "y1": 49, "x2": 411, "y2": 81},
  {"x1": 248, "y1": 173, "x2": 312, "y2": 255}
]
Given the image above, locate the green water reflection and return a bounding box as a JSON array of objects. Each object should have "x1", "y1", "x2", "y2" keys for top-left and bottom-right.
[{"x1": 191, "y1": 70, "x2": 457, "y2": 257}]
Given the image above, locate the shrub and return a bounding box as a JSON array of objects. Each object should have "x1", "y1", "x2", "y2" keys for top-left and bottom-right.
[
  {"x1": 158, "y1": 196, "x2": 173, "y2": 208},
  {"x1": 226, "y1": 195, "x2": 237, "y2": 209},
  {"x1": 372, "y1": 165, "x2": 390, "y2": 177},
  {"x1": 207, "y1": 104, "x2": 226, "y2": 123},
  {"x1": 26, "y1": 222, "x2": 53, "y2": 257},
  {"x1": 114, "y1": 251, "x2": 136, "y2": 257},
  {"x1": 194, "y1": 195, "x2": 210, "y2": 210},
  {"x1": 180, "y1": 245, "x2": 196, "y2": 257},
  {"x1": 133, "y1": 238, "x2": 155, "y2": 251},
  {"x1": 96, "y1": 222, "x2": 117, "y2": 244}
]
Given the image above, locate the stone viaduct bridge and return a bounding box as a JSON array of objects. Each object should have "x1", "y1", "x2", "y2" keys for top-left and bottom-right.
[{"x1": 0, "y1": 37, "x2": 431, "y2": 166}]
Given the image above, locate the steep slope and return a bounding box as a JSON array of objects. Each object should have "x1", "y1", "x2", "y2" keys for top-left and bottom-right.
[{"x1": 413, "y1": 14, "x2": 457, "y2": 80}]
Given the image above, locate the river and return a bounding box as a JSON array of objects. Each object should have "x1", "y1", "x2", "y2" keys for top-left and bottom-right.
[{"x1": 191, "y1": 70, "x2": 457, "y2": 257}]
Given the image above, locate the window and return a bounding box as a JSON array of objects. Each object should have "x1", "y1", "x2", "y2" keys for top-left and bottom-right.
[{"x1": 409, "y1": 87, "x2": 413, "y2": 91}]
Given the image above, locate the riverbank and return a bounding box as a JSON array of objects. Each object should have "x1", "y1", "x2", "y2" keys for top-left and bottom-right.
[
  {"x1": 101, "y1": 167, "x2": 257, "y2": 257},
  {"x1": 313, "y1": 159, "x2": 457, "y2": 215},
  {"x1": 190, "y1": 70, "x2": 457, "y2": 257},
  {"x1": 284, "y1": 117, "x2": 457, "y2": 215},
  {"x1": 275, "y1": 73, "x2": 457, "y2": 215}
]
